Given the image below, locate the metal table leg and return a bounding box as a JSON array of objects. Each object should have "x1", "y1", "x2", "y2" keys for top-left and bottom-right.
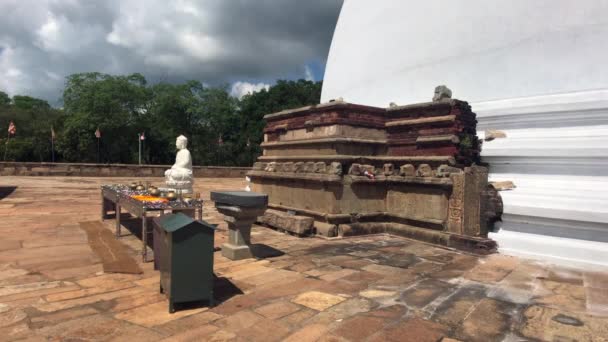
[
  {"x1": 115, "y1": 203, "x2": 121, "y2": 238},
  {"x1": 142, "y1": 210, "x2": 148, "y2": 262},
  {"x1": 101, "y1": 193, "x2": 105, "y2": 221}
]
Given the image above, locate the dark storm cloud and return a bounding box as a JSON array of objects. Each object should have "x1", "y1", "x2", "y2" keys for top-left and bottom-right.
[{"x1": 0, "y1": 0, "x2": 342, "y2": 104}]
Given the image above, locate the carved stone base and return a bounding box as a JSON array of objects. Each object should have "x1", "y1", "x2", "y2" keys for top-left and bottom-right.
[
  {"x1": 221, "y1": 243, "x2": 253, "y2": 260},
  {"x1": 211, "y1": 191, "x2": 268, "y2": 261}
]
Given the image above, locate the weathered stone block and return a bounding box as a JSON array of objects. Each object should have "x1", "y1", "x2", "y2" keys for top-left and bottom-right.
[
  {"x1": 258, "y1": 209, "x2": 314, "y2": 235},
  {"x1": 304, "y1": 162, "x2": 316, "y2": 173},
  {"x1": 294, "y1": 162, "x2": 305, "y2": 173},
  {"x1": 282, "y1": 162, "x2": 294, "y2": 173},
  {"x1": 399, "y1": 164, "x2": 415, "y2": 177},
  {"x1": 314, "y1": 221, "x2": 338, "y2": 237},
  {"x1": 265, "y1": 162, "x2": 277, "y2": 172},
  {"x1": 383, "y1": 163, "x2": 394, "y2": 176},
  {"x1": 416, "y1": 164, "x2": 433, "y2": 177},
  {"x1": 436, "y1": 164, "x2": 461, "y2": 177},
  {"x1": 361, "y1": 164, "x2": 375, "y2": 175},
  {"x1": 314, "y1": 162, "x2": 326, "y2": 173},
  {"x1": 328, "y1": 162, "x2": 342, "y2": 175},
  {"x1": 348, "y1": 163, "x2": 362, "y2": 176}
]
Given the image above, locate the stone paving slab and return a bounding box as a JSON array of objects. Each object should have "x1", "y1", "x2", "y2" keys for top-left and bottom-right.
[{"x1": 0, "y1": 176, "x2": 607, "y2": 341}]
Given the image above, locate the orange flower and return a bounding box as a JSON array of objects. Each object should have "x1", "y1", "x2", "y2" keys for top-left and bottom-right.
[{"x1": 131, "y1": 195, "x2": 168, "y2": 203}]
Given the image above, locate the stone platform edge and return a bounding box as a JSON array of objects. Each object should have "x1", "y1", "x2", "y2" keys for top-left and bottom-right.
[{"x1": 0, "y1": 162, "x2": 250, "y2": 178}]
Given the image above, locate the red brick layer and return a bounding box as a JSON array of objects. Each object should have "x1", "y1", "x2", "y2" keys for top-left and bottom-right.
[{"x1": 262, "y1": 100, "x2": 480, "y2": 166}]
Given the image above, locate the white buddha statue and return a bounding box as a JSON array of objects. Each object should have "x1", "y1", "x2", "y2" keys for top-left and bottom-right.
[{"x1": 165, "y1": 135, "x2": 193, "y2": 193}]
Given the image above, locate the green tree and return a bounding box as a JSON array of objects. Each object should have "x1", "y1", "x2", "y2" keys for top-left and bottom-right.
[
  {"x1": 0, "y1": 91, "x2": 62, "y2": 162},
  {"x1": 236, "y1": 79, "x2": 322, "y2": 166},
  {"x1": 12, "y1": 95, "x2": 51, "y2": 111},
  {"x1": 58, "y1": 72, "x2": 151, "y2": 163},
  {"x1": 0, "y1": 77, "x2": 323, "y2": 166},
  {"x1": 146, "y1": 81, "x2": 238, "y2": 166},
  {"x1": 0, "y1": 91, "x2": 10, "y2": 107}
]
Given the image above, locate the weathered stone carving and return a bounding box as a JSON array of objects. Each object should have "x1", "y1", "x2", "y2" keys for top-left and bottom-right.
[
  {"x1": 348, "y1": 163, "x2": 362, "y2": 176},
  {"x1": 383, "y1": 163, "x2": 394, "y2": 176},
  {"x1": 447, "y1": 173, "x2": 465, "y2": 234},
  {"x1": 361, "y1": 164, "x2": 375, "y2": 175},
  {"x1": 328, "y1": 162, "x2": 343, "y2": 175},
  {"x1": 265, "y1": 162, "x2": 277, "y2": 172},
  {"x1": 416, "y1": 164, "x2": 433, "y2": 177},
  {"x1": 399, "y1": 164, "x2": 416, "y2": 177},
  {"x1": 436, "y1": 164, "x2": 462, "y2": 177},
  {"x1": 283, "y1": 162, "x2": 294, "y2": 173},
  {"x1": 314, "y1": 162, "x2": 326, "y2": 173},
  {"x1": 294, "y1": 162, "x2": 305, "y2": 173},
  {"x1": 432, "y1": 85, "x2": 452, "y2": 102},
  {"x1": 463, "y1": 166, "x2": 488, "y2": 237},
  {"x1": 304, "y1": 161, "x2": 316, "y2": 173}
]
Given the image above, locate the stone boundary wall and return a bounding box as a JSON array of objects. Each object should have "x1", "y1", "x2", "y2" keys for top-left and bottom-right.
[{"x1": 0, "y1": 162, "x2": 250, "y2": 178}]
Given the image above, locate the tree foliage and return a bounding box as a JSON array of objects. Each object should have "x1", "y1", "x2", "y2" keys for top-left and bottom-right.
[
  {"x1": 0, "y1": 93, "x2": 61, "y2": 162},
  {"x1": 0, "y1": 74, "x2": 321, "y2": 166}
]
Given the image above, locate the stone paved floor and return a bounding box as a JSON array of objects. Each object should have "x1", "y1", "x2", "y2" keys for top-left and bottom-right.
[{"x1": 0, "y1": 176, "x2": 607, "y2": 341}]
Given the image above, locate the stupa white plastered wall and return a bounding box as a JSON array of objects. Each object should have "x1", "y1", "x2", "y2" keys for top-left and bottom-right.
[{"x1": 321, "y1": 0, "x2": 608, "y2": 269}]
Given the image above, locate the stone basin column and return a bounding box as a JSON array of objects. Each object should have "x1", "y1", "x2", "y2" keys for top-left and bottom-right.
[{"x1": 211, "y1": 191, "x2": 268, "y2": 260}]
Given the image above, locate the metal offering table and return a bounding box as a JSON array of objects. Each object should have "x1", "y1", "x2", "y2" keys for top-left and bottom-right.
[{"x1": 101, "y1": 184, "x2": 203, "y2": 262}]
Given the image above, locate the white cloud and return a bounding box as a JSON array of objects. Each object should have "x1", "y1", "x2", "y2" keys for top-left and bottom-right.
[
  {"x1": 0, "y1": 0, "x2": 342, "y2": 104},
  {"x1": 230, "y1": 81, "x2": 270, "y2": 99}
]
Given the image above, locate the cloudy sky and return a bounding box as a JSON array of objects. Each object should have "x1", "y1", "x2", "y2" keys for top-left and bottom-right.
[{"x1": 0, "y1": 0, "x2": 343, "y2": 105}]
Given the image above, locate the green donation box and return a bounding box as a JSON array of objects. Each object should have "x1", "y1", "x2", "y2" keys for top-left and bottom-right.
[{"x1": 153, "y1": 213, "x2": 216, "y2": 313}]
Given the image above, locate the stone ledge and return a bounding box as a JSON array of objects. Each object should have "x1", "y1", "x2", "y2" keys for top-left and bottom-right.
[
  {"x1": 349, "y1": 175, "x2": 453, "y2": 187},
  {"x1": 260, "y1": 137, "x2": 387, "y2": 148},
  {"x1": 386, "y1": 115, "x2": 456, "y2": 127},
  {"x1": 0, "y1": 162, "x2": 250, "y2": 178},
  {"x1": 416, "y1": 135, "x2": 460, "y2": 145},
  {"x1": 247, "y1": 171, "x2": 342, "y2": 183},
  {"x1": 263, "y1": 100, "x2": 385, "y2": 121},
  {"x1": 257, "y1": 155, "x2": 456, "y2": 165}
]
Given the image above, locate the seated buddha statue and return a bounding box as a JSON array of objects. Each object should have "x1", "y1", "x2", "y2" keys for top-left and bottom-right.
[{"x1": 165, "y1": 135, "x2": 193, "y2": 193}]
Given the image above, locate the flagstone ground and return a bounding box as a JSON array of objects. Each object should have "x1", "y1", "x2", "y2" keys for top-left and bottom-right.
[{"x1": 0, "y1": 176, "x2": 607, "y2": 341}]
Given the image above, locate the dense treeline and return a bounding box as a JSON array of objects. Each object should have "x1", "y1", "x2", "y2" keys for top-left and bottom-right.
[{"x1": 0, "y1": 73, "x2": 321, "y2": 166}]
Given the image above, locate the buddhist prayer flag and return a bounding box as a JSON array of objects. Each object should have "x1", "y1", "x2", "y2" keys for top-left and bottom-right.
[
  {"x1": 140, "y1": 132, "x2": 145, "y2": 140},
  {"x1": 218, "y1": 135, "x2": 223, "y2": 145},
  {"x1": 7, "y1": 121, "x2": 16, "y2": 136},
  {"x1": 95, "y1": 127, "x2": 101, "y2": 139}
]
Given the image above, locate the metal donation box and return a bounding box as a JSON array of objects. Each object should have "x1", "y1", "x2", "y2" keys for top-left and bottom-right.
[{"x1": 153, "y1": 213, "x2": 216, "y2": 313}]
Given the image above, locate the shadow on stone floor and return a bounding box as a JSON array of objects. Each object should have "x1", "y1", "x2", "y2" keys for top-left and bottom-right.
[
  {"x1": 251, "y1": 244, "x2": 284, "y2": 259},
  {"x1": 213, "y1": 275, "x2": 244, "y2": 303},
  {"x1": 0, "y1": 186, "x2": 17, "y2": 199}
]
